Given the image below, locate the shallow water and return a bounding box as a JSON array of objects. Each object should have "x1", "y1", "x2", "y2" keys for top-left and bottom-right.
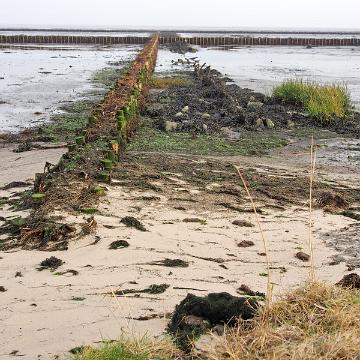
[
  {"x1": 0, "y1": 44, "x2": 140, "y2": 132},
  {"x1": 178, "y1": 32, "x2": 360, "y2": 39},
  {"x1": 156, "y1": 46, "x2": 360, "y2": 107}
]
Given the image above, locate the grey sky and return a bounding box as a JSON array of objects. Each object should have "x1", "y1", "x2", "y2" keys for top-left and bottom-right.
[{"x1": 1, "y1": 0, "x2": 359, "y2": 30}]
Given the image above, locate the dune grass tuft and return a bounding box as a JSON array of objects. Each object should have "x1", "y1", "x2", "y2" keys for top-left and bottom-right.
[
  {"x1": 272, "y1": 79, "x2": 351, "y2": 123},
  {"x1": 205, "y1": 282, "x2": 360, "y2": 360},
  {"x1": 71, "y1": 336, "x2": 182, "y2": 360}
]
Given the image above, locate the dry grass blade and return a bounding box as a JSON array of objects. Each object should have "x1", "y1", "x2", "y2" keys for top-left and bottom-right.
[
  {"x1": 234, "y1": 166, "x2": 272, "y2": 310},
  {"x1": 308, "y1": 136, "x2": 317, "y2": 280}
]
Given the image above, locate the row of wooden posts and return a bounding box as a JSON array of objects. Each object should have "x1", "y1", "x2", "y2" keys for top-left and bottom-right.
[{"x1": 1, "y1": 34, "x2": 359, "y2": 47}]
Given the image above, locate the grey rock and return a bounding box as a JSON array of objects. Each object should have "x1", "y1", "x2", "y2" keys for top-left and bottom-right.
[
  {"x1": 247, "y1": 101, "x2": 263, "y2": 110},
  {"x1": 220, "y1": 127, "x2": 241, "y2": 140},
  {"x1": 264, "y1": 118, "x2": 275, "y2": 128},
  {"x1": 255, "y1": 118, "x2": 264, "y2": 128},
  {"x1": 201, "y1": 112, "x2": 211, "y2": 119},
  {"x1": 165, "y1": 121, "x2": 178, "y2": 132},
  {"x1": 287, "y1": 119, "x2": 295, "y2": 129}
]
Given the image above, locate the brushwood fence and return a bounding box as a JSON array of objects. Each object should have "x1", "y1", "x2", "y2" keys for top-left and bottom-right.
[
  {"x1": 82, "y1": 34, "x2": 159, "y2": 182},
  {"x1": 0, "y1": 34, "x2": 359, "y2": 47}
]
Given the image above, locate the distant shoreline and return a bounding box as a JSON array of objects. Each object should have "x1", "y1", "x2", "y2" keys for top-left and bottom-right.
[{"x1": 1, "y1": 27, "x2": 360, "y2": 35}]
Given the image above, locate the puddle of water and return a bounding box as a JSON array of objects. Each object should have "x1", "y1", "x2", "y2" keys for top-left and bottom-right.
[
  {"x1": 156, "y1": 46, "x2": 360, "y2": 107},
  {"x1": 0, "y1": 44, "x2": 140, "y2": 133}
]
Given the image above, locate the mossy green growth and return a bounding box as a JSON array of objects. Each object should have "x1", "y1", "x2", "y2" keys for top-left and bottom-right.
[
  {"x1": 68, "y1": 143, "x2": 76, "y2": 152},
  {"x1": 10, "y1": 216, "x2": 27, "y2": 227},
  {"x1": 80, "y1": 208, "x2": 98, "y2": 215},
  {"x1": 128, "y1": 126, "x2": 288, "y2": 156},
  {"x1": 97, "y1": 171, "x2": 111, "y2": 183},
  {"x1": 101, "y1": 159, "x2": 113, "y2": 170},
  {"x1": 92, "y1": 186, "x2": 106, "y2": 196},
  {"x1": 106, "y1": 150, "x2": 116, "y2": 162},
  {"x1": 92, "y1": 67, "x2": 127, "y2": 88},
  {"x1": 88, "y1": 115, "x2": 97, "y2": 125},
  {"x1": 32, "y1": 193, "x2": 46, "y2": 204},
  {"x1": 75, "y1": 136, "x2": 85, "y2": 145}
]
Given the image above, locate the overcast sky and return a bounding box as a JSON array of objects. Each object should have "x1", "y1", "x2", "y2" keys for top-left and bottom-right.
[{"x1": 1, "y1": 0, "x2": 359, "y2": 30}]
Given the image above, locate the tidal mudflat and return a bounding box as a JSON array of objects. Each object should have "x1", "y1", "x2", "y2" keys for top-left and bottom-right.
[{"x1": 0, "y1": 44, "x2": 140, "y2": 132}]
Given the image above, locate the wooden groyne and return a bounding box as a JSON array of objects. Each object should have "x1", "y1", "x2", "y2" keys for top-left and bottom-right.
[{"x1": 0, "y1": 34, "x2": 359, "y2": 46}]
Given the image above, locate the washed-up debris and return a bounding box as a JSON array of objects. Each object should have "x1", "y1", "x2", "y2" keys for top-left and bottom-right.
[
  {"x1": 113, "y1": 284, "x2": 170, "y2": 296},
  {"x1": 55, "y1": 269, "x2": 79, "y2": 276},
  {"x1": 315, "y1": 191, "x2": 348, "y2": 209},
  {"x1": 148, "y1": 258, "x2": 189, "y2": 268},
  {"x1": 109, "y1": 240, "x2": 130, "y2": 249},
  {"x1": 238, "y1": 240, "x2": 255, "y2": 248},
  {"x1": 336, "y1": 273, "x2": 360, "y2": 289},
  {"x1": 38, "y1": 256, "x2": 64, "y2": 270},
  {"x1": 237, "y1": 284, "x2": 266, "y2": 298},
  {"x1": 168, "y1": 292, "x2": 259, "y2": 350},
  {"x1": 183, "y1": 218, "x2": 206, "y2": 224},
  {"x1": 1, "y1": 181, "x2": 32, "y2": 190},
  {"x1": 232, "y1": 219, "x2": 254, "y2": 228},
  {"x1": 69, "y1": 346, "x2": 85, "y2": 355},
  {"x1": 295, "y1": 252, "x2": 310, "y2": 262},
  {"x1": 120, "y1": 216, "x2": 147, "y2": 231}
]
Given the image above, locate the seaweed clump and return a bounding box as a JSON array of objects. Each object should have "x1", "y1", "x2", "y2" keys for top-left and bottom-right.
[
  {"x1": 120, "y1": 216, "x2": 147, "y2": 231},
  {"x1": 168, "y1": 292, "x2": 259, "y2": 351}
]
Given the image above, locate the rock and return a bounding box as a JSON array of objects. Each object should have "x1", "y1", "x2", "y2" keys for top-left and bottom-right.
[
  {"x1": 212, "y1": 324, "x2": 225, "y2": 336},
  {"x1": 182, "y1": 106, "x2": 189, "y2": 113},
  {"x1": 287, "y1": 119, "x2": 295, "y2": 129},
  {"x1": 255, "y1": 118, "x2": 264, "y2": 128},
  {"x1": 232, "y1": 220, "x2": 254, "y2": 228},
  {"x1": 295, "y1": 252, "x2": 310, "y2": 262},
  {"x1": 146, "y1": 103, "x2": 164, "y2": 116},
  {"x1": 264, "y1": 118, "x2": 275, "y2": 128},
  {"x1": 247, "y1": 101, "x2": 263, "y2": 110},
  {"x1": 238, "y1": 240, "x2": 255, "y2": 248},
  {"x1": 175, "y1": 112, "x2": 183, "y2": 118},
  {"x1": 220, "y1": 127, "x2": 241, "y2": 140},
  {"x1": 202, "y1": 124, "x2": 208, "y2": 132},
  {"x1": 249, "y1": 96, "x2": 256, "y2": 102},
  {"x1": 201, "y1": 112, "x2": 211, "y2": 119},
  {"x1": 164, "y1": 121, "x2": 178, "y2": 132},
  {"x1": 0, "y1": 286, "x2": 6, "y2": 292}
]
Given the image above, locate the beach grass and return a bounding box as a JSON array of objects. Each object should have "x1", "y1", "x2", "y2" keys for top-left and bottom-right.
[
  {"x1": 272, "y1": 79, "x2": 351, "y2": 123},
  {"x1": 205, "y1": 282, "x2": 360, "y2": 360}
]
